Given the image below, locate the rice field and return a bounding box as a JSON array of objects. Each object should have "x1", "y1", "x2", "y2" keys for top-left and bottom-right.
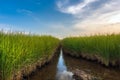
[
  {"x1": 62, "y1": 34, "x2": 120, "y2": 67},
  {"x1": 1, "y1": 32, "x2": 120, "y2": 80},
  {"x1": 0, "y1": 32, "x2": 59, "y2": 80}
]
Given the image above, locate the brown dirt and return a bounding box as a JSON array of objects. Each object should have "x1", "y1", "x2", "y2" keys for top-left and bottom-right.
[
  {"x1": 63, "y1": 48, "x2": 120, "y2": 68},
  {"x1": 9, "y1": 47, "x2": 60, "y2": 80}
]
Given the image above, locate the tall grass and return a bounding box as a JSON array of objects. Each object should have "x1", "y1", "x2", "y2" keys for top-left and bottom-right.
[
  {"x1": 0, "y1": 32, "x2": 59, "y2": 80},
  {"x1": 62, "y1": 34, "x2": 120, "y2": 66}
]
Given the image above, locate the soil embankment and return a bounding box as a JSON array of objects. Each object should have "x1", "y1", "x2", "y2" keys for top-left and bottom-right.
[
  {"x1": 62, "y1": 34, "x2": 120, "y2": 67},
  {"x1": 63, "y1": 53, "x2": 120, "y2": 80},
  {"x1": 0, "y1": 33, "x2": 60, "y2": 80},
  {"x1": 12, "y1": 47, "x2": 60, "y2": 80},
  {"x1": 63, "y1": 48, "x2": 120, "y2": 68}
]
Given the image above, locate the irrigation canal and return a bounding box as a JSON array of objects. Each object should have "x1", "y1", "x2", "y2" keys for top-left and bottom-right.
[{"x1": 27, "y1": 49, "x2": 120, "y2": 80}]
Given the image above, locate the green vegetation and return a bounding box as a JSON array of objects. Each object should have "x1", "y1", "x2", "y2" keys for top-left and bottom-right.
[
  {"x1": 1, "y1": 31, "x2": 120, "y2": 80},
  {"x1": 62, "y1": 34, "x2": 120, "y2": 66},
  {"x1": 0, "y1": 32, "x2": 59, "y2": 80}
]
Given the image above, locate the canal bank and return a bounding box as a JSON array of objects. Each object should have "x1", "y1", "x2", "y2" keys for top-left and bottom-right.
[
  {"x1": 28, "y1": 49, "x2": 75, "y2": 80},
  {"x1": 0, "y1": 33, "x2": 60, "y2": 80},
  {"x1": 28, "y1": 49, "x2": 120, "y2": 80},
  {"x1": 61, "y1": 34, "x2": 120, "y2": 67},
  {"x1": 13, "y1": 47, "x2": 60, "y2": 80}
]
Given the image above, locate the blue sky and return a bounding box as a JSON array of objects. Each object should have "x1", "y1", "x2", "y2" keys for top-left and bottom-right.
[{"x1": 0, "y1": 0, "x2": 120, "y2": 38}]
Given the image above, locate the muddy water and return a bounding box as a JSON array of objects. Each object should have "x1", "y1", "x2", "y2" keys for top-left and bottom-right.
[{"x1": 28, "y1": 49, "x2": 120, "y2": 80}]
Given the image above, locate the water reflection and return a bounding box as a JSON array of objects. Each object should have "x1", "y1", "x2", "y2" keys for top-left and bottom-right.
[
  {"x1": 57, "y1": 49, "x2": 67, "y2": 72},
  {"x1": 56, "y1": 49, "x2": 74, "y2": 80},
  {"x1": 28, "y1": 49, "x2": 120, "y2": 80}
]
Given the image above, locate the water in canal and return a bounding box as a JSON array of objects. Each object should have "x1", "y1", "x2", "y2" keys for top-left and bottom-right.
[
  {"x1": 28, "y1": 49, "x2": 120, "y2": 80},
  {"x1": 55, "y1": 49, "x2": 74, "y2": 80}
]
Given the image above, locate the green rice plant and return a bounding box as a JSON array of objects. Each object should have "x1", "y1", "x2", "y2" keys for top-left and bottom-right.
[
  {"x1": 62, "y1": 34, "x2": 120, "y2": 66},
  {"x1": 0, "y1": 32, "x2": 59, "y2": 80}
]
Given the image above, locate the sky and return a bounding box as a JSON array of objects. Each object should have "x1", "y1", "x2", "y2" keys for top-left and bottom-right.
[{"x1": 0, "y1": 0, "x2": 120, "y2": 38}]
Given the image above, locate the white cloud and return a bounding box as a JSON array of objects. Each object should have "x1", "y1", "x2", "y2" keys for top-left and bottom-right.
[
  {"x1": 108, "y1": 14, "x2": 120, "y2": 24},
  {"x1": 56, "y1": 0, "x2": 120, "y2": 36},
  {"x1": 57, "y1": 0, "x2": 98, "y2": 15}
]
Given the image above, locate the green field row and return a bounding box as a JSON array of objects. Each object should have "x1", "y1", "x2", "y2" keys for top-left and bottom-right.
[
  {"x1": 62, "y1": 34, "x2": 120, "y2": 66},
  {"x1": 0, "y1": 32, "x2": 59, "y2": 80}
]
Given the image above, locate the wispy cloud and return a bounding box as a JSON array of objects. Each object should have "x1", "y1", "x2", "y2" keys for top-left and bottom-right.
[
  {"x1": 57, "y1": 0, "x2": 98, "y2": 15},
  {"x1": 41, "y1": 22, "x2": 88, "y2": 38},
  {"x1": 17, "y1": 9, "x2": 41, "y2": 22},
  {"x1": 17, "y1": 9, "x2": 33, "y2": 15},
  {"x1": 56, "y1": 0, "x2": 120, "y2": 36}
]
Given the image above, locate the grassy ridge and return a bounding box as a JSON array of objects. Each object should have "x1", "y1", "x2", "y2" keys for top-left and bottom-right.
[
  {"x1": 0, "y1": 32, "x2": 59, "y2": 80},
  {"x1": 62, "y1": 34, "x2": 120, "y2": 66}
]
